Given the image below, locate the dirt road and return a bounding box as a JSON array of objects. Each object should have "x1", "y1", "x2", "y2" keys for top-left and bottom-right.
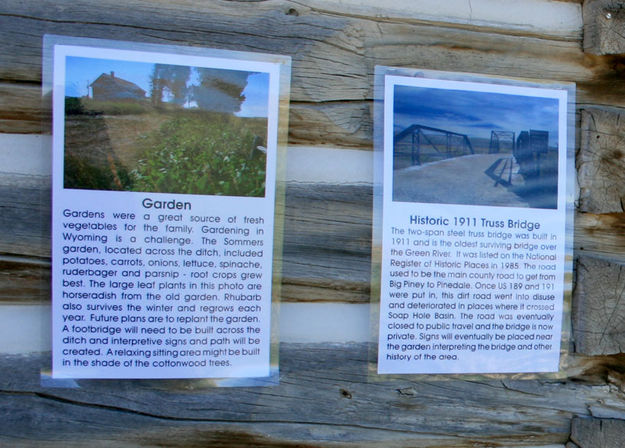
[{"x1": 392, "y1": 153, "x2": 542, "y2": 208}]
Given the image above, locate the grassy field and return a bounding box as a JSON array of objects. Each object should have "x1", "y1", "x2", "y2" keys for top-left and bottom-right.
[{"x1": 64, "y1": 100, "x2": 268, "y2": 197}]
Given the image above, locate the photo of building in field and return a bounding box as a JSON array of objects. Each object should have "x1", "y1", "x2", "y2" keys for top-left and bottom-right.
[{"x1": 64, "y1": 57, "x2": 270, "y2": 197}]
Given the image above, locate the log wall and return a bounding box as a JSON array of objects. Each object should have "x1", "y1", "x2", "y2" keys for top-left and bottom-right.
[{"x1": 2, "y1": 0, "x2": 625, "y2": 446}]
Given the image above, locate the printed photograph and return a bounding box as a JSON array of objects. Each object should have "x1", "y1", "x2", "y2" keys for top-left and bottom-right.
[
  {"x1": 63, "y1": 56, "x2": 270, "y2": 197},
  {"x1": 391, "y1": 82, "x2": 561, "y2": 209}
]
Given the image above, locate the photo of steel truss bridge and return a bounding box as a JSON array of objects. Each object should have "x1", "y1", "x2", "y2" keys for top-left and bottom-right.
[{"x1": 391, "y1": 84, "x2": 560, "y2": 209}]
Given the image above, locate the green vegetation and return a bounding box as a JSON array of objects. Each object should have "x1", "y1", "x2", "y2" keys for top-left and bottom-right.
[
  {"x1": 132, "y1": 113, "x2": 266, "y2": 197},
  {"x1": 65, "y1": 97, "x2": 87, "y2": 115},
  {"x1": 64, "y1": 151, "x2": 132, "y2": 191},
  {"x1": 64, "y1": 110, "x2": 267, "y2": 197}
]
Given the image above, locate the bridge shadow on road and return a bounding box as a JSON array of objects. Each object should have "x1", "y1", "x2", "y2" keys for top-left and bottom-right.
[
  {"x1": 484, "y1": 157, "x2": 557, "y2": 209},
  {"x1": 393, "y1": 153, "x2": 557, "y2": 209}
]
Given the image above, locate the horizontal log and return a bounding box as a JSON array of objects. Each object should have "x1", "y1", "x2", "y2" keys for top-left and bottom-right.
[
  {"x1": 578, "y1": 108, "x2": 625, "y2": 214},
  {"x1": 303, "y1": 0, "x2": 583, "y2": 40},
  {"x1": 2, "y1": 0, "x2": 584, "y2": 85},
  {"x1": 282, "y1": 183, "x2": 371, "y2": 303},
  {"x1": 0, "y1": 256, "x2": 50, "y2": 303},
  {"x1": 287, "y1": 101, "x2": 373, "y2": 148},
  {"x1": 0, "y1": 83, "x2": 47, "y2": 134},
  {"x1": 0, "y1": 1, "x2": 604, "y2": 97},
  {"x1": 0, "y1": 0, "x2": 625, "y2": 144},
  {"x1": 0, "y1": 173, "x2": 50, "y2": 258},
  {"x1": 583, "y1": 0, "x2": 625, "y2": 55},
  {"x1": 1, "y1": 345, "x2": 624, "y2": 447}
]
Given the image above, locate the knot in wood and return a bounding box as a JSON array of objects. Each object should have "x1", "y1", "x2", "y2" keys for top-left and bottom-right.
[{"x1": 396, "y1": 387, "x2": 418, "y2": 397}]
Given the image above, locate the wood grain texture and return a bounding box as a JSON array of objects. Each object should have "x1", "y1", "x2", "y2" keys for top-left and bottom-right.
[
  {"x1": 575, "y1": 211, "x2": 625, "y2": 263},
  {"x1": 0, "y1": 256, "x2": 50, "y2": 302},
  {"x1": 0, "y1": 173, "x2": 50, "y2": 258},
  {"x1": 2, "y1": 0, "x2": 587, "y2": 84},
  {"x1": 1, "y1": 345, "x2": 625, "y2": 447},
  {"x1": 1, "y1": 1, "x2": 625, "y2": 447},
  {"x1": 573, "y1": 256, "x2": 625, "y2": 355},
  {"x1": 303, "y1": 0, "x2": 583, "y2": 40},
  {"x1": 0, "y1": 170, "x2": 49, "y2": 301},
  {"x1": 583, "y1": 0, "x2": 625, "y2": 55},
  {"x1": 578, "y1": 108, "x2": 625, "y2": 214},
  {"x1": 0, "y1": 83, "x2": 45, "y2": 134},
  {"x1": 0, "y1": 0, "x2": 624, "y2": 143},
  {"x1": 287, "y1": 102, "x2": 373, "y2": 148},
  {"x1": 282, "y1": 183, "x2": 371, "y2": 303},
  {"x1": 570, "y1": 417, "x2": 625, "y2": 448}
]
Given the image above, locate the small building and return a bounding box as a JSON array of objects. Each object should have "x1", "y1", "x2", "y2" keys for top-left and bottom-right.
[{"x1": 89, "y1": 71, "x2": 146, "y2": 101}]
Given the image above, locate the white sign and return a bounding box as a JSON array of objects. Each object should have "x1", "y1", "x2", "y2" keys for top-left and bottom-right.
[
  {"x1": 376, "y1": 70, "x2": 573, "y2": 374},
  {"x1": 50, "y1": 38, "x2": 289, "y2": 379}
]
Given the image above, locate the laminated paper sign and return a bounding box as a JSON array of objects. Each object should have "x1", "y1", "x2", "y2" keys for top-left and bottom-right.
[
  {"x1": 47, "y1": 36, "x2": 290, "y2": 379},
  {"x1": 374, "y1": 68, "x2": 574, "y2": 375}
]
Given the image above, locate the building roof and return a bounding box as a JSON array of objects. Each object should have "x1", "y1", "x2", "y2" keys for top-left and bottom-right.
[{"x1": 90, "y1": 72, "x2": 146, "y2": 97}]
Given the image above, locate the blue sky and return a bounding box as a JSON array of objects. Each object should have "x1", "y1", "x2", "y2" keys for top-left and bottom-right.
[
  {"x1": 65, "y1": 56, "x2": 269, "y2": 117},
  {"x1": 393, "y1": 85, "x2": 559, "y2": 147},
  {"x1": 237, "y1": 73, "x2": 269, "y2": 117}
]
